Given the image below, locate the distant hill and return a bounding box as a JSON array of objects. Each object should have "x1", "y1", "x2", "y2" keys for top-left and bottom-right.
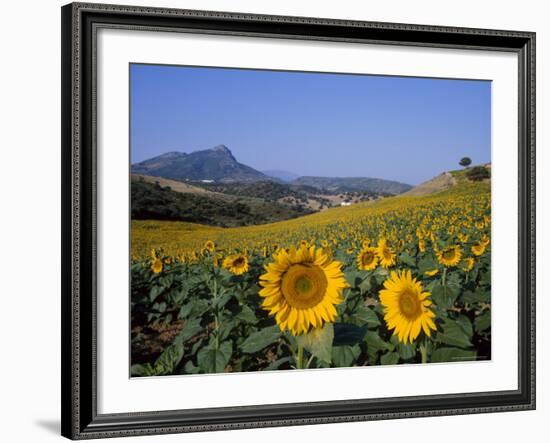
[
  {"x1": 292, "y1": 176, "x2": 412, "y2": 195},
  {"x1": 131, "y1": 178, "x2": 314, "y2": 227},
  {"x1": 262, "y1": 169, "x2": 300, "y2": 182},
  {"x1": 131, "y1": 145, "x2": 269, "y2": 183}
]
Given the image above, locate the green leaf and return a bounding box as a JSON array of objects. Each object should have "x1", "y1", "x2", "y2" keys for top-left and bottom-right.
[
  {"x1": 178, "y1": 317, "x2": 203, "y2": 342},
  {"x1": 431, "y1": 347, "x2": 477, "y2": 363},
  {"x1": 130, "y1": 363, "x2": 154, "y2": 377},
  {"x1": 359, "y1": 276, "x2": 372, "y2": 294},
  {"x1": 263, "y1": 357, "x2": 292, "y2": 371},
  {"x1": 348, "y1": 305, "x2": 380, "y2": 328},
  {"x1": 197, "y1": 341, "x2": 232, "y2": 373},
  {"x1": 456, "y1": 315, "x2": 473, "y2": 339},
  {"x1": 418, "y1": 256, "x2": 438, "y2": 274},
  {"x1": 431, "y1": 282, "x2": 460, "y2": 310},
  {"x1": 178, "y1": 299, "x2": 209, "y2": 319},
  {"x1": 218, "y1": 319, "x2": 235, "y2": 342},
  {"x1": 240, "y1": 326, "x2": 281, "y2": 354},
  {"x1": 149, "y1": 285, "x2": 164, "y2": 303},
  {"x1": 333, "y1": 323, "x2": 368, "y2": 346},
  {"x1": 474, "y1": 310, "x2": 491, "y2": 332},
  {"x1": 373, "y1": 268, "x2": 389, "y2": 285},
  {"x1": 297, "y1": 323, "x2": 334, "y2": 364},
  {"x1": 437, "y1": 318, "x2": 472, "y2": 348},
  {"x1": 183, "y1": 361, "x2": 201, "y2": 374},
  {"x1": 380, "y1": 351, "x2": 400, "y2": 365},
  {"x1": 235, "y1": 305, "x2": 259, "y2": 324},
  {"x1": 399, "y1": 252, "x2": 416, "y2": 267},
  {"x1": 397, "y1": 342, "x2": 416, "y2": 360},
  {"x1": 213, "y1": 292, "x2": 232, "y2": 310},
  {"x1": 331, "y1": 345, "x2": 361, "y2": 367},
  {"x1": 153, "y1": 340, "x2": 185, "y2": 375},
  {"x1": 159, "y1": 274, "x2": 174, "y2": 288},
  {"x1": 463, "y1": 288, "x2": 490, "y2": 304},
  {"x1": 365, "y1": 330, "x2": 394, "y2": 363}
]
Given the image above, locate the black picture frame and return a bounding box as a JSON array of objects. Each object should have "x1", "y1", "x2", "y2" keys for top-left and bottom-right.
[{"x1": 61, "y1": 2, "x2": 536, "y2": 439}]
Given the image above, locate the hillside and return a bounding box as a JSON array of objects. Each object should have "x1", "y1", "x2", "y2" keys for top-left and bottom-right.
[
  {"x1": 132, "y1": 174, "x2": 490, "y2": 257},
  {"x1": 404, "y1": 164, "x2": 491, "y2": 197},
  {"x1": 403, "y1": 172, "x2": 457, "y2": 196},
  {"x1": 131, "y1": 178, "x2": 314, "y2": 227},
  {"x1": 131, "y1": 145, "x2": 268, "y2": 183},
  {"x1": 293, "y1": 176, "x2": 412, "y2": 195}
]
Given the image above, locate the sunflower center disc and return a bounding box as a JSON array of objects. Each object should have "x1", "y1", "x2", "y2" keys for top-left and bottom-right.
[
  {"x1": 233, "y1": 257, "x2": 244, "y2": 267},
  {"x1": 399, "y1": 290, "x2": 421, "y2": 319},
  {"x1": 442, "y1": 249, "x2": 455, "y2": 260},
  {"x1": 281, "y1": 264, "x2": 328, "y2": 309},
  {"x1": 362, "y1": 252, "x2": 374, "y2": 266}
]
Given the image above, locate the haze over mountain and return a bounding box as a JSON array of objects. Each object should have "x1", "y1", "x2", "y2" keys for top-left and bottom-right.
[
  {"x1": 132, "y1": 145, "x2": 412, "y2": 194},
  {"x1": 262, "y1": 169, "x2": 300, "y2": 182},
  {"x1": 293, "y1": 176, "x2": 412, "y2": 195},
  {"x1": 131, "y1": 145, "x2": 268, "y2": 183}
]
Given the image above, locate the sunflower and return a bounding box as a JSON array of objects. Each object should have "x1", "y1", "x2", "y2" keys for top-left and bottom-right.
[
  {"x1": 418, "y1": 238, "x2": 426, "y2": 253},
  {"x1": 357, "y1": 246, "x2": 379, "y2": 271},
  {"x1": 259, "y1": 245, "x2": 348, "y2": 335},
  {"x1": 424, "y1": 269, "x2": 439, "y2": 277},
  {"x1": 462, "y1": 257, "x2": 475, "y2": 272},
  {"x1": 379, "y1": 270, "x2": 437, "y2": 344},
  {"x1": 376, "y1": 238, "x2": 396, "y2": 268},
  {"x1": 204, "y1": 240, "x2": 216, "y2": 253},
  {"x1": 436, "y1": 245, "x2": 462, "y2": 267},
  {"x1": 471, "y1": 241, "x2": 486, "y2": 256},
  {"x1": 222, "y1": 254, "x2": 249, "y2": 275},
  {"x1": 151, "y1": 258, "x2": 163, "y2": 274},
  {"x1": 481, "y1": 234, "x2": 490, "y2": 246}
]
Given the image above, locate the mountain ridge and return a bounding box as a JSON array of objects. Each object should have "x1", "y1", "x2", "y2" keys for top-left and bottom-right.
[
  {"x1": 132, "y1": 145, "x2": 413, "y2": 194},
  {"x1": 132, "y1": 145, "x2": 268, "y2": 183}
]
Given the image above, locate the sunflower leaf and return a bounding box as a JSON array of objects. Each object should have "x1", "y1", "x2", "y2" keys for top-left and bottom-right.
[
  {"x1": 149, "y1": 285, "x2": 164, "y2": 303},
  {"x1": 437, "y1": 318, "x2": 473, "y2": 349},
  {"x1": 332, "y1": 344, "x2": 361, "y2": 367},
  {"x1": 152, "y1": 340, "x2": 185, "y2": 375},
  {"x1": 235, "y1": 305, "x2": 259, "y2": 324},
  {"x1": 474, "y1": 310, "x2": 491, "y2": 332},
  {"x1": 297, "y1": 323, "x2": 334, "y2": 364},
  {"x1": 130, "y1": 363, "x2": 155, "y2": 377},
  {"x1": 197, "y1": 341, "x2": 232, "y2": 373},
  {"x1": 333, "y1": 323, "x2": 368, "y2": 346},
  {"x1": 399, "y1": 252, "x2": 416, "y2": 267},
  {"x1": 348, "y1": 306, "x2": 380, "y2": 328},
  {"x1": 240, "y1": 326, "x2": 281, "y2": 354},
  {"x1": 431, "y1": 347, "x2": 477, "y2": 363},
  {"x1": 365, "y1": 331, "x2": 394, "y2": 363},
  {"x1": 431, "y1": 282, "x2": 460, "y2": 310},
  {"x1": 263, "y1": 357, "x2": 292, "y2": 371},
  {"x1": 418, "y1": 256, "x2": 438, "y2": 275},
  {"x1": 380, "y1": 351, "x2": 400, "y2": 365}
]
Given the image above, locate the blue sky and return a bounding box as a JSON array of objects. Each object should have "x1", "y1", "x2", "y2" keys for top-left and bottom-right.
[{"x1": 130, "y1": 64, "x2": 491, "y2": 185}]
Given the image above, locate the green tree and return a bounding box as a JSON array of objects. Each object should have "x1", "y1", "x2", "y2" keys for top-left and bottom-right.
[{"x1": 459, "y1": 157, "x2": 472, "y2": 168}]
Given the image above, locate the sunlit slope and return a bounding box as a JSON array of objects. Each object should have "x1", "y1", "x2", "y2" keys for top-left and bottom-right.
[{"x1": 131, "y1": 180, "x2": 490, "y2": 258}]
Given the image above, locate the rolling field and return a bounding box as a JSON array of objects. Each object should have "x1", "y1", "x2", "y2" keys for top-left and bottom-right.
[{"x1": 131, "y1": 177, "x2": 491, "y2": 376}]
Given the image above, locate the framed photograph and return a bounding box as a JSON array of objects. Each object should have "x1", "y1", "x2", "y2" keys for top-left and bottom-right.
[{"x1": 61, "y1": 2, "x2": 536, "y2": 439}]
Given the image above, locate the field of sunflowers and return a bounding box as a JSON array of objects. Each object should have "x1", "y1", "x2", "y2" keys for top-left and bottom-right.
[{"x1": 131, "y1": 180, "x2": 491, "y2": 376}]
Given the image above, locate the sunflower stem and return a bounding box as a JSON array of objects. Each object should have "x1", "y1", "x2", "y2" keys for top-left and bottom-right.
[
  {"x1": 442, "y1": 267, "x2": 447, "y2": 286},
  {"x1": 419, "y1": 340, "x2": 429, "y2": 364},
  {"x1": 296, "y1": 343, "x2": 304, "y2": 370}
]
